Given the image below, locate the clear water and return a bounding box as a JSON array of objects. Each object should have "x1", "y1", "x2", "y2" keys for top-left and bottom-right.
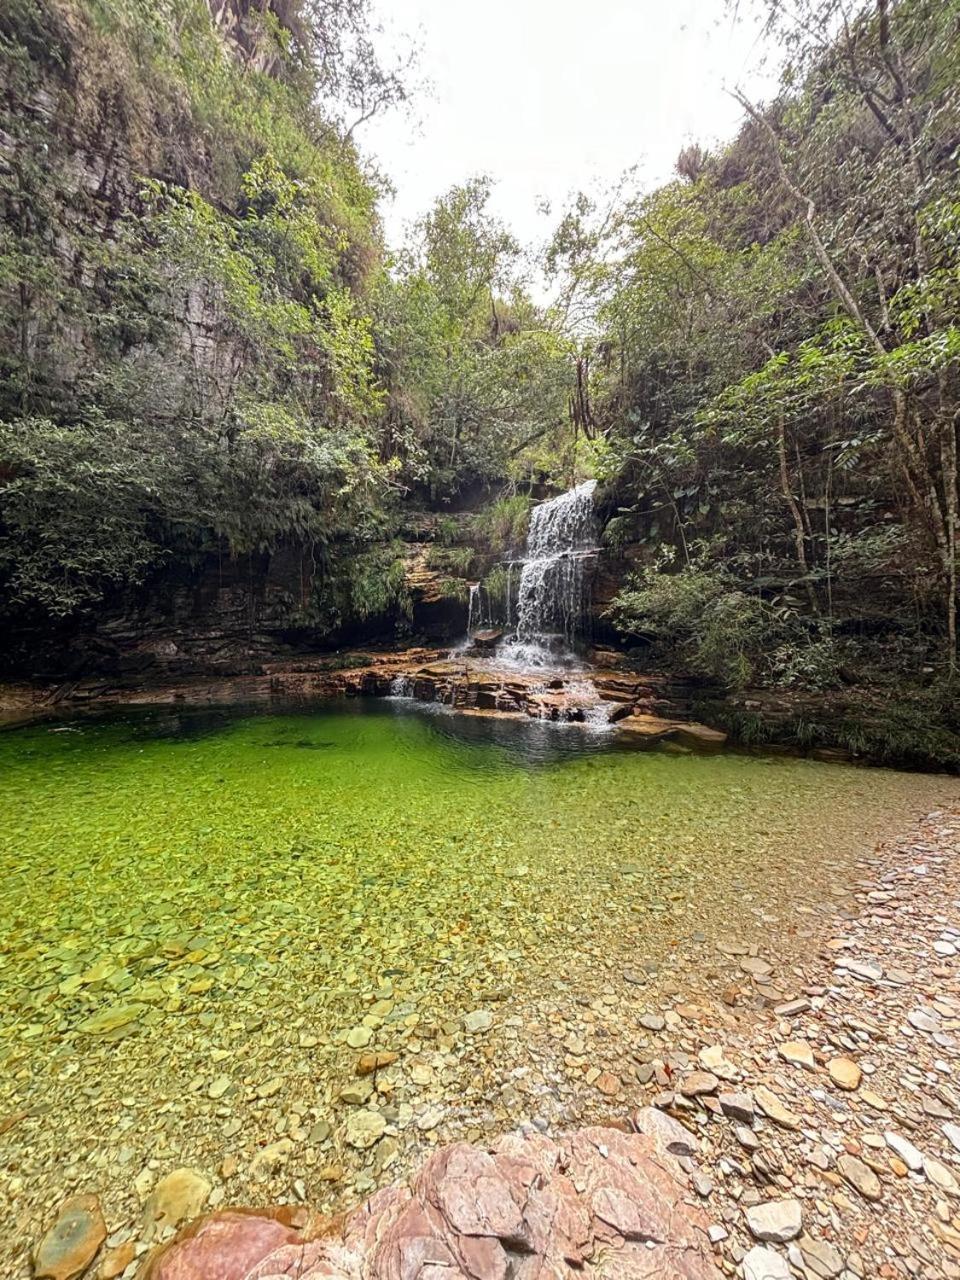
[{"x1": 0, "y1": 698, "x2": 955, "y2": 1268}]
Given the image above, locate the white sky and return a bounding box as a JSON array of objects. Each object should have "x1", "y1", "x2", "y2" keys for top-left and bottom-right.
[{"x1": 362, "y1": 0, "x2": 780, "y2": 255}]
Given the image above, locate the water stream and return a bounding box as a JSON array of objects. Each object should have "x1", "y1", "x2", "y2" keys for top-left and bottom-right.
[{"x1": 471, "y1": 481, "x2": 600, "y2": 672}]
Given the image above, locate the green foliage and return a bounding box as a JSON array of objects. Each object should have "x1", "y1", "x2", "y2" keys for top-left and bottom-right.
[
  {"x1": 0, "y1": 417, "x2": 164, "y2": 614},
  {"x1": 564, "y1": 0, "x2": 960, "y2": 682},
  {"x1": 469, "y1": 496, "x2": 531, "y2": 556},
  {"x1": 425, "y1": 545, "x2": 474, "y2": 576},
  {"x1": 607, "y1": 568, "x2": 772, "y2": 689},
  {"x1": 0, "y1": 0, "x2": 393, "y2": 621},
  {"x1": 377, "y1": 179, "x2": 575, "y2": 498}
]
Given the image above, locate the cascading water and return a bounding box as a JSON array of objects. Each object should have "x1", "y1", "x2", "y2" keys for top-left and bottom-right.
[{"x1": 499, "y1": 480, "x2": 598, "y2": 667}]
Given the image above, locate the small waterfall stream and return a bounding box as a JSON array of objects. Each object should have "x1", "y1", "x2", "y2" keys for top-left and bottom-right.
[{"x1": 499, "y1": 480, "x2": 598, "y2": 667}]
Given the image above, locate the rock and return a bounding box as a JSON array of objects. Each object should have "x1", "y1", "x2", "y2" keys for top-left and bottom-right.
[
  {"x1": 596, "y1": 1070, "x2": 620, "y2": 1096},
  {"x1": 754, "y1": 1086, "x2": 800, "y2": 1130},
  {"x1": 346, "y1": 1025, "x2": 373, "y2": 1049},
  {"x1": 743, "y1": 1245, "x2": 792, "y2": 1280},
  {"x1": 835, "y1": 958, "x2": 882, "y2": 982},
  {"x1": 778, "y1": 1041, "x2": 815, "y2": 1071},
  {"x1": 141, "y1": 1126, "x2": 722, "y2": 1280},
  {"x1": 463, "y1": 1009, "x2": 493, "y2": 1034},
  {"x1": 740, "y1": 957, "x2": 774, "y2": 979},
  {"x1": 944, "y1": 1123, "x2": 960, "y2": 1154},
  {"x1": 207, "y1": 1074, "x2": 232, "y2": 1100},
  {"x1": 34, "y1": 1194, "x2": 106, "y2": 1280},
  {"x1": 344, "y1": 1110, "x2": 387, "y2": 1150},
  {"x1": 100, "y1": 1240, "x2": 135, "y2": 1279},
  {"x1": 640, "y1": 1012, "x2": 665, "y2": 1031},
  {"x1": 680, "y1": 1071, "x2": 719, "y2": 1097},
  {"x1": 860, "y1": 1088, "x2": 888, "y2": 1111},
  {"x1": 339, "y1": 1080, "x2": 373, "y2": 1105},
  {"x1": 908, "y1": 1009, "x2": 939, "y2": 1033},
  {"x1": 142, "y1": 1169, "x2": 212, "y2": 1239},
  {"x1": 356, "y1": 1051, "x2": 398, "y2": 1075},
  {"x1": 827, "y1": 1057, "x2": 861, "y2": 1091},
  {"x1": 632, "y1": 1105, "x2": 698, "y2": 1157},
  {"x1": 76, "y1": 1004, "x2": 144, "y2": 1036},
  {"x1": 734, "y1": 1124, "x2": 759, "y2": 1151},
  {"x1": 884, "y1": 1132, "x2": 923, "y2": 1172},
  {"x1": 799, "y1": 1235, "x2": 844, "y2": 1279},
  {"x1": 837, "y1": 1153, "x2": 882, "y2": 1201},
  {"x1": 719, "y1": 1092, "x2": 755, "y2": 1124},
  {"x1": 416, "y1": 1105, "x2": 444, "y2": 1132},
  {"x1": 249, "y1": 1140, "x2": 294, "y2": 1180},
  {"x1": 924, "y1": 1154, "x2": 960, "y2": 1196},
  {"x1": 698, "y1": 1044, "x2": 736, "y2": 1079},
  {"x1": 745, "y1": 1198, "x2": 803, "y2": 1243},
  {"x1": 774, "y1": 998, "x2": 811, "y2": 1017},
  {"x1": 672, "y1": 722, "x2": 728, "y2": 752}
]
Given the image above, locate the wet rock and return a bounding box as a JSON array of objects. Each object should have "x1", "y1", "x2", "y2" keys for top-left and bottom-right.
[
  {"x1": 743, "y1": 1245, "x2": 791, "y2": 1280},
  {"x1": 837, "y1": 1153, "x2": 882, "y2": 1201},
  {"x1": 344, "y1": 1109, "x2": 387, "y2": 1150},
  {"x1": 76, "y1": 1004, "x2": 144, "y2": 1036},
  {"x1": 142, "y1": 1169, "x2": 212, "y2": 1240},
  {"x1": 827, "y1": 1057, "x2": 861, "y2": 1090},
  {"x1": 34, "y1": 1194, "x2": 106, "y2": 1280},
  {"x1": 745, "y1": 1198, "x2": 802, "y2": 1243}
]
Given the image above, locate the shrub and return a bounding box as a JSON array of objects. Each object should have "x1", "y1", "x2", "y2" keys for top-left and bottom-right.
[{"x1": 606, "y1": 568, "x2": 770, "y2": 689}]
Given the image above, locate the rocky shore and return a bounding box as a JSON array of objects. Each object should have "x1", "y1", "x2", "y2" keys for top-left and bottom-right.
[
  {"x1": 0, "y1": 647, "x2": 727, "y2": 749},
  {"x1": 18, "y1": 803, "x2": 960, "y2": 1280}
]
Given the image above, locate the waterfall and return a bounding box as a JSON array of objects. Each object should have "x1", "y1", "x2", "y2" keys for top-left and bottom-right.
[
  {"x1": 500, "y1": 480, "x2": 598, "y2": 666},
  {"x1": 466, "y1": 582, "x2": 482, "y2": 635}
]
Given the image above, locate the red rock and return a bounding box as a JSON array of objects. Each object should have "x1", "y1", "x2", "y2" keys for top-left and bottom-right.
[{"x1": 143, "y1": 1127, "x2": 721, "y2": 1280}]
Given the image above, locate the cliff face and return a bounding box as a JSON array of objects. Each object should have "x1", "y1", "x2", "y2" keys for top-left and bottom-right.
[{"x1": 0, "y1": 0, "x2": 393, "y2": 660}]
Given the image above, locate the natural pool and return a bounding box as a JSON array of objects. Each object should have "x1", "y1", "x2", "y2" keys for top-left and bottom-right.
[{"x1": 1, "y1": 697, "x2": 957, "y2": 1271}]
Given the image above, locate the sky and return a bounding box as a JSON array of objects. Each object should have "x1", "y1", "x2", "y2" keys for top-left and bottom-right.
[{"x1": 361, "y1": 0, "x2": 781, "y2": 255}]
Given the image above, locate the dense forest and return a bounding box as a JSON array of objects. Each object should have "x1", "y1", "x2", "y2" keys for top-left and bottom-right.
[{"x1": 1, "y1": 0, "x2": 959, "y2": 761}]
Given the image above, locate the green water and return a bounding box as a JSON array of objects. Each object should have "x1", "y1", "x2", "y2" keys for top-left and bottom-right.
[{"x1": 0, "y1": 697, "x2": 955, "y2": 1265}]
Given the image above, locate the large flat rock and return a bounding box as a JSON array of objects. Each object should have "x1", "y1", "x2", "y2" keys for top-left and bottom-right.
[{"x1": 142, "y1": 1126, "x2": 721, "y2": 1280}]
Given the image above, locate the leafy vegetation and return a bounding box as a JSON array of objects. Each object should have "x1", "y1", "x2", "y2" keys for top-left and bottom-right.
[
  {"x1": 554, "y1": 0, "x2": 960, "y2": 700},
  {"x1": 2, "y1": 0, "x2": 960, "y2": 767},
  {"x1": 0, "y1": 0, "x2": 574, "y2": 632}
]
